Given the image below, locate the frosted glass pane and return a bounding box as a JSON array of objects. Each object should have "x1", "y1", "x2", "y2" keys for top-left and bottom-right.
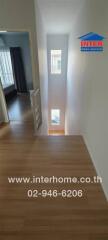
[
  {"x1": 51, "y1": 50, "x2": 62, "y2": 74},
  {"x1": 51, "y1": 109, "x2": 60, "y2": 125},
  {"x1": 0, "y1": 49, "x2": 14, "y2": 88}
]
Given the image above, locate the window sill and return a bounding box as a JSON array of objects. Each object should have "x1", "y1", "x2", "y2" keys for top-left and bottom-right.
[
  {"x1": 4, "y1": 84, "x2": 15, "y2": 95},
  {"x1": 3, "y1": 84, "x2": 15, "y2": 90}
]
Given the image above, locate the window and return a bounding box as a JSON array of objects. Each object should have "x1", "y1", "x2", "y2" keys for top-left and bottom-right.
[
  {"x1": 51, "y1": 50, "x2": 62, "y2": 74},
  {"x1": 51, "y1": 109, "x2": 60, "y2": 125},
  {"x1": 0, "y1": 49, "x2": 14, "y2": 88}
]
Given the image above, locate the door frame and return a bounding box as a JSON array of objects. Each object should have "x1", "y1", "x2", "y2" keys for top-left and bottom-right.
[{"x1": 0, "y1": 29, "x2": 34, "y2": 124}]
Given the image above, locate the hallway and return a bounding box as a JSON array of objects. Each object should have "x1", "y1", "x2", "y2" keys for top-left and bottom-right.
[
  {"x1": 0, "y1": 0, "x2": 108, "y2": 239},
  {"x1": 0, "y1": 122, "x2": 108, "y2": 239}
]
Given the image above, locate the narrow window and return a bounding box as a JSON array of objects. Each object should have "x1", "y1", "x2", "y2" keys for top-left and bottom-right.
[
  {"x1": 0, "y1": 48, "x2": 14, "y2": 88},
  {"x1": 51, "y1": 50, "x2": 62, "y2": 74},
  {"x1": 51, "y1": 109, "x2": 60, "y2": 125}
]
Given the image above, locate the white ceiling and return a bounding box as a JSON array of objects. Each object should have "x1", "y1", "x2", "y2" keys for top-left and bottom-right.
[{"x1": 37, "y1": 0, "x2": 85, "y2": 34}]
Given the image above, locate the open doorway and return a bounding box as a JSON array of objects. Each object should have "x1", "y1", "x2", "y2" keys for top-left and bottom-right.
[
  {"x1": 0, "y1": 31, "x2": 34, "y2": 125},
  {"x1": 48, "y1": 108, "x2": 65, "y2": 135}
]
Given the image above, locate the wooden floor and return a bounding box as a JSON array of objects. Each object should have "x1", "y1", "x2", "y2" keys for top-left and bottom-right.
[
  {"x1": 0, "y1": 101, "x2": 108, "y2": 239},
  {"x1": 7, "y1": 94, "x2": 33, "y2": 123},
  {"x1": 48, "y1": 130, "x2": 65, "y2": 136}
]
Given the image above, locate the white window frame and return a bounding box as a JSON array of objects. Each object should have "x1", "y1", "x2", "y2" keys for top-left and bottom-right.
[
  {"x1": 51, "y1": 109, "x2": 60, "y2": 125},
  {"x1": 51, "y1": 50, "x2": 62, "y2": 74}
]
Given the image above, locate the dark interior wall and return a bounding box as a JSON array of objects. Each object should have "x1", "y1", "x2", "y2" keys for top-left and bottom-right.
[{"x1": 1, "y1": 33, "x2": 33, "y2": 92}]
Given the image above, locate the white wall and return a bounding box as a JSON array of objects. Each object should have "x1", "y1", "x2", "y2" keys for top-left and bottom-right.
[
  {"x1": 81, "y1": 0, "x2": 108, "y2": 200},
  {"x1": 35, "y1": 1, "x2": 48, "y2": 135},
  {"x1": 66, "y1": 0, "x2": 108, "y2": 199},
  {"x1": 66, "y1": 0, "x2": 87, "y2": 135},
  {"x1": 47, "y1": 35, "x2": 68, "y2": 131}
]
